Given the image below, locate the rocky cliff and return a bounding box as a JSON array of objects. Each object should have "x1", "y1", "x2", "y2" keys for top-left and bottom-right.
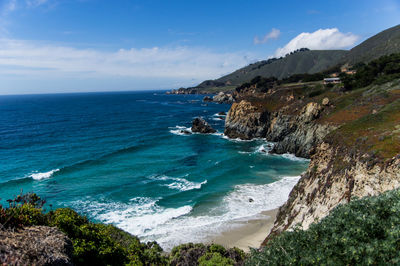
[
  {"x1": 265, "y1": 143, "x2": 400, "y2": 243},
  {"x1": 223, "y1": 74, "x2": 400, "y2": 246},
  {"x1": 224, "y1": 100, "x2": 270, "y2": 140},
  {"x1": 225, "y1": 99, "x2": 335, "y2": 158}
]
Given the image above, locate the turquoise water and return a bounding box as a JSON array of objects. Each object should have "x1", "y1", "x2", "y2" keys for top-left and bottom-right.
[{"x1": 0, "y1": 91, "x2": 308, "y2": 249}]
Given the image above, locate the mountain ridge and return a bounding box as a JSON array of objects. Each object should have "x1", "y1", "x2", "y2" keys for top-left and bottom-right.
[{"x1": 188, "y1": 24, "x2": 400, "y2": 92}]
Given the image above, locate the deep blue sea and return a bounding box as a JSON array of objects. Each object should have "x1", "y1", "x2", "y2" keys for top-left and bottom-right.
[{"x1": 0, "y1": 91, "x2": 308, "y2": 249}]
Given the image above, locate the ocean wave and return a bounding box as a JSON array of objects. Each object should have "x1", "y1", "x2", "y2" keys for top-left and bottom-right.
[
  {"x1": 72, "y1": 175, "x2": 300, "y2": 250},
  {"x1": 254, "y1": 143, "x2": 274, "y2": 154},
  {"x1": 212, "y1": 112, "x2": 226, "y2": 117},
  {"x1": 169, "y1": 125, "x2": 222, "y2": 136},
  {"x1": 148, "y1": 174, "x2": 207, "y2": 192},
  {"x1": 222, "y1": 176, "x2": 301, "y2": 219},
  {"x1": 280, "y1": 153, "x2": 310, "y2": 162},
  {"x1": 221, "y1": 135, "x2": 262, "y2": 142},
  {"x1": 30, "y1": 169, "x2": 60, "y2": 180},
  {"x1": 237, "y1": 143, "x2": 274, "y2": 155},
  {"x1": 169, "y1": 125, "x2": 192, "y2": 136},
  {"x1": 166, "y1": 180, "x2": 207, "y2": 192}
]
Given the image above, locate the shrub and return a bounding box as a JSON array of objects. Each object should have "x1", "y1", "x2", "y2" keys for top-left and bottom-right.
[
  {"x1": 342, "y1": 53, "x2": 400, "y2": 90},
  {"x1": 1, "y1": 192, "x2": 167, "y2": 266},
  {"x1": 246, "y1": 188, "x2": 400, "y2": 265},
  {"x1": 308, "y1": 89, "x2": 324, "y2": 98},
  {"x1": 198, "y1": 252, "x2": 234, "y2": 266},
  {"x1": 170, "y1": 243, "x2": 245, "y2": 266},
  {"x1": 0, "y1": 192, "x2": 47, "y2": 229}
]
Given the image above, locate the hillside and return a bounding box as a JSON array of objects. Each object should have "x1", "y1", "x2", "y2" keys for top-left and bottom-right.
[
  {"x1": 224, "y1": 52, "x2": 400, "y2": 259},
  {"x1": 186, "y1": 24, "x2": 400, "y2": 93},
  {"x1": 194, "y1": 50, "x2": 347, "y2": 92},
  {"x1": 344, "y1": 24, "x2": 400, "y2": 64}
]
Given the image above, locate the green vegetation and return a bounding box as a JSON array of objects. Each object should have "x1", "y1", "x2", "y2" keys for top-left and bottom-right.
[
  {"x1": 345, "y1": 24, "x2": 400, "y2": 65},
  {"x1": 191, "y1": 24, "x2": 400, "y2": 93},
  {"x1": 169, "y1": 243, "x2": 245, "y2": 266},
  {"x1": 192, "y1": 50, "x2": 348, "y2": 92},
  {"x1": 246, "y1": 188, "x2": 400, "y2": 265},
  {"x1": 0, "y1": 192, "x2": 246, "y2": 266},
  {"x1": 341, "y1": 53, "x2": 400, "y2": 90},
  {"x1": 0, "y1": 192, "x2": 167, "y2": 265}
]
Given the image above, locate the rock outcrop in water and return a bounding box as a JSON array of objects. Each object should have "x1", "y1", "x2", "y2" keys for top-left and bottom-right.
[{"x1": 191, "y1": 118, "x2": 216, "y2": 134}]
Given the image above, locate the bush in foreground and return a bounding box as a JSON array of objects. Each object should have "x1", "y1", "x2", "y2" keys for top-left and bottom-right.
[
  {"x1": 1, "y1": 192, "x2": 245, "y2": 265},
  {"x1": 0, "y1": 192, "x2": 167, "y2": 265},
  {"x1": 169, "y1": 243, "x2": 245, "y2": 266},
  {"x1": 246, "y1": 188, "x2": 400, "y2": 265}
]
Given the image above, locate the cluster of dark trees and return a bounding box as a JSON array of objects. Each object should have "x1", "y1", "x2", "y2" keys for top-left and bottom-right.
[
  {"x1": 235, "y1": 76, "x2": 277, "y2": 93},
  {"x1": 341, "y1": 53, "x2": 400, "y2": 90}
]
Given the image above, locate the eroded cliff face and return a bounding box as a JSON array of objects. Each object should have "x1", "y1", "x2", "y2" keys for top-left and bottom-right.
[
  {"x1": 224, "y1": 100, "x2": 270, "y2": 140},
  {"x1": 224, "y1": 80, "x2": 400, "y2": 247},
  {"x1": 225, "y1": 100, "x2": 335, "y2": 158},
  {"x1": 264, "y1": 143, "x2": 400, "y2": 244}
]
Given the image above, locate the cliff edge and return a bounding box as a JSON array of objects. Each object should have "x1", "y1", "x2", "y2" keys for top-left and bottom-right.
[{"x1": 223, "y1": 62, "x2": 400, "y2": 245}]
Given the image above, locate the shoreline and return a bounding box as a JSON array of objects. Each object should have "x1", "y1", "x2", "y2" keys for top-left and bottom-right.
[{"x1": 208, "y1": 209, "x2": 278, "y2": 252}]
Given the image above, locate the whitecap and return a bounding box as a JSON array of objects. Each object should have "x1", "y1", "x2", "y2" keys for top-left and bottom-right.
[
  {"x1": 169, "y1": 125, "x2": 192, "y2": 136},
  {"x1": 212, "y1": 112, "x2": 227, "y2": 117},
  {"x1": 166, "y1": 180, "x2": 207, "y2": 192},
  {"x1": 30, "y1": 169, "x2": 60, "y2": 180},
  {"x1": 148, "y1": 174, "x2": 207, "y2": 192},
  {"x1": 222, "y1": 176, "x2": 301, "y2": 219},
  {"x1": 280, "y1": 153, "x2": 310, "y2": 162},
  {"x1": 254, "y1": 143, "x2": 274, "y2": 154},
  {"x1": 71, "y1": 175, "x2": 301, "y2": 250}
]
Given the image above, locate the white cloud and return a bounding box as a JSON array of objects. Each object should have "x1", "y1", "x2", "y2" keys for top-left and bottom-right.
[
  {"x1": 274, "y1": 28, "x2": 359, "y2": 57},
  {"x1": 0, "y1": 38, "x2": 255, "y2": 82},
  {"x1": 254, "y1": 28, "x2": 280, "y2": 44}
]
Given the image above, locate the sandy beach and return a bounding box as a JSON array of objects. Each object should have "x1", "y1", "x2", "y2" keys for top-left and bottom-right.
[{"x1": 210, "y1": 209, "x2": 278, "y2": 252}]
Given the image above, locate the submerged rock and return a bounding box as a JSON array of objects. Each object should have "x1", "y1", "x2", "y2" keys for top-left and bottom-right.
[
  {"x1": 191, "y1": 118, "x2": 216, "y2": 134},
  {"x1": 180, "y1": 130, "x2": 192, "y2": 135},
  {"x1": 203, "y1": 96, "x2": 213, "y2": 102}
]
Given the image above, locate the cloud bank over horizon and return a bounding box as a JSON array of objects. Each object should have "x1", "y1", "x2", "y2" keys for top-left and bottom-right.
[
  {"x1": 0, "y1": 38, "x2": 255, "y2": 85},
  {"x1": 274, "y1": 28, "x2": 359, "y2": 57}
]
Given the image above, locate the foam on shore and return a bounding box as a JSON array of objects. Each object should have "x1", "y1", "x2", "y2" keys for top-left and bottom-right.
[{"x1": 72, "y1": 175, "x2": 300, "y2": 250}]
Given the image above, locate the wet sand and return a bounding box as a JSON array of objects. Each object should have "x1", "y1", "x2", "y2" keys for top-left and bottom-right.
[{"x1": 209, "y1": 209, "x2": 278, "y2": 252}]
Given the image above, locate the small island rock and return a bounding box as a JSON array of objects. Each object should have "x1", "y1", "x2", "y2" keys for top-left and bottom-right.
[{"x1": 191, "y1": 118, "x2": 216, "y2": 134}]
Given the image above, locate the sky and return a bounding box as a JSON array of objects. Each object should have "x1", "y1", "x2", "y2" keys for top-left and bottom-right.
[{"x1": 0, "y1": 0, "x2": 399, "y2": 94}]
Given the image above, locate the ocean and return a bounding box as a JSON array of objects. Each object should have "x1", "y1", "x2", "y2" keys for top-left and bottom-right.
[{"x1": 0, "y1": 91, "x2": 309, "y2": 249}]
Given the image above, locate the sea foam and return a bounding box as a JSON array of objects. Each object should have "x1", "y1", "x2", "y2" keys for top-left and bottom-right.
[
  {"x1": 280, "y1": 153, "x2": 310, "y2": 162},
  {"x1": 169, "y1": 125, "x2": 192, "y2": 136},
  {"x1": 73, "y1": 175, "x2": 300, "y2": 250},
  {"x1": 30, "y1": 169, "x2": 60, "y2": 180},
  {"x1": 148, "y1": 174, "x2": 207, "y2": 192}
]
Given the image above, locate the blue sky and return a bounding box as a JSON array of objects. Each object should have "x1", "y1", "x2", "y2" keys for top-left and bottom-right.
[{"x1": 0, "y1": 0, "x2": 399, "y2": 94}]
